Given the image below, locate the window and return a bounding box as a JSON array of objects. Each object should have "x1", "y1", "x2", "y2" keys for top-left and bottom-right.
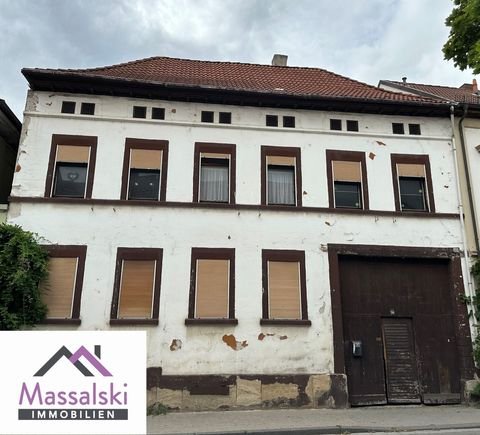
[
  {"x1": 391, "y1": 154, "x2": 435, "y2": 212},
  {"x1": 283, "y1": 116, "x2": 295, "y2": 128},
  {"x1": 346, "y1": 120, "x2": 359, "y2": 132},
  {"x1": 39, "y1": 245, "x2": 87, "y2": 324},
  {"x1": 261, "y1": 146, "x2": 302, "y2": 206},
  {"x1": 186, "y1": 248, "x2": 236, "y2": 324},
  {"x1": 110, "y1": 248, "x2": 162, "y2": 325},
  {"x1": 261, "y1": 250, "x2": 310, "y2": 325},
  {"x1": 392, "y1": 123, "x2": 405, "y2": 134},
  {"x1": 121, "y1": 138, "x2": 168, "y2": 201},
  {"x1": 330, "y1": 119, "x2": 342, "y2": 131},
  {"x1": 219, "y1": 112, "x2": 232, "y2": 124},
  {"x1": 408, "y1": 123, "x2": 421, "y2": 135},
  {"x1": 201, "y1": 111, "x2": 214, "y2": 123},
  {"x1": 193, "y1": 142, "x2": 236, "y2": 204},
  {"x1": 133, "y1": 106, "x2": 147, "y2": 119},
  {"x1": 152, "y1": 107, "x2": 165, "y2": 120},
  {"x1": 61, "y1": 101, "x2": 76, "y2": 114},
  {"x1": 45, "y1": 134, "x2": 97, "y2": 199},
  {"x1": 266, "y1": 115, "x2": 278, "y2": 127},
  {"x1": 326, "y1": 150, "x2": 369, "y2": 210},
  {"x1": 80, "y1": 103, "x2": 95, "y2": 115}
]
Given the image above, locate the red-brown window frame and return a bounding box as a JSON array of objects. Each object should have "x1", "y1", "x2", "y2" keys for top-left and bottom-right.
[
  {"x1": 391, "y1": 154, "x2": 435, "y2": 213},
  {"x1": 110, "y1": 247, "x2": 163, "y2": 325},
  {"x1": 44, "y1": 134, "x2": 97, "y2": 198},
  {"x1": 186, "y1": 248, "x2": 237, "y2": 325},
  {"x1": 120, "y1": 138, "x2": 169, "y2": 201},
  {"x1": 261, "y1": 146, "x2": 302, "y2": 206},
  {"x1": 41, "y1": 245, "x2": 87, "y2": 325},
  {"x1": 326, "y1": 150, "x2": 369, "y2": 210},
  {"x1": 193, "y1": 142, "x2": 236, "y2": 204},
  {"x1": 261, "y1": 249, "x2": 310, "y2": 326}
]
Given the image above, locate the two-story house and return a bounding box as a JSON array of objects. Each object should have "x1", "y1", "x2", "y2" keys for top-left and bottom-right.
[{"x1": 9, "y1": 55, "x2": 474, "y2": 409}]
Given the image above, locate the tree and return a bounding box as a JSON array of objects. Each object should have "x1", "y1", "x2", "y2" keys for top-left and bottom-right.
[
  {"x1": 0, "y1": 223, "x2": 49, "y2": 330},
  {"x1": 443, "y1": 0, "x2": 480, "y2": 74}
]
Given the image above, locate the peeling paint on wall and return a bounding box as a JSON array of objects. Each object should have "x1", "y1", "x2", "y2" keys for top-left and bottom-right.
[
  {"x1": 15, "y1": 164, "x2": 21, "y2": 173},
  {"x1": 170, "y1": 339, "x2": 182, "y2": 351},
  {"x1": 368, "y1": 152, "x2": 376, "y2": 160},
  {"x1": 279, "y1": 335, "x2": 288, "y2": 340},
  {"x1": 375, "y1": 140, "x2": 386, "y2": 146},
  {"x1": 223, "y1": 334, "x2": 248, "y2": 350}
]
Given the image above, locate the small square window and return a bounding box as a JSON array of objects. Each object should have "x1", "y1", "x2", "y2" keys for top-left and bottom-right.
[
  {"x1": 408, "y1": 124, "x2": 421, "y2": 135},
  {"x1": 80, "y1": 103, "x2": 95, "y2": 115},
  {"x1": 201, "y1": 111, "x2": 214, "y2": 123},
  {"x1": 330, "y1": 119, "x2": 342, "y2": 131},
  {"x1": 61, "y1": 101, "x2": 76, "y2": 114},
  {"x1": 392, "y1": 123, "x2": 405, "y2": 134},
  {"x1": 133, "y1": 106, "x2": 147, "y2": 119},
  {"x1": 219, "y1": 112, "x2": 232, "y2": 124},
  {"x1": 346, "y1": 120, "x2": 359, "y2": 132},
  {"x1": 266, "y1": 115, "x2": 278, "y2": 127},
  {"x1": 283, "y1": 116, "x2": 295, "y2": 128},
  {"x1": 152, "y1": 107, "x2": 165, "y2": 120}
]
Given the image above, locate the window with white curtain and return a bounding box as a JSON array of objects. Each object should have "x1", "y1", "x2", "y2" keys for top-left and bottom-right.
[
  {"x1": 267, "y1": 165, "x2": 295, "y2": 205},
  {"x1": 199, "y1": 156, "x2": 230, "y2": 202}
]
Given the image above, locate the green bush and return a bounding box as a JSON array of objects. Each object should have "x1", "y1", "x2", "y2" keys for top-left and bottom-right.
[
  {"x1": 0, "y1": 223, "x2": 49, "y2": 330},
  {"x1": 147, "y1": 402, "x2": 168, "y2": 416}
]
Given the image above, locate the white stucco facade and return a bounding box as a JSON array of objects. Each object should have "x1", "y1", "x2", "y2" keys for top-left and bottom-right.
[{"x1": 9, "y1": 90, "x2": 464, "y2": 378}]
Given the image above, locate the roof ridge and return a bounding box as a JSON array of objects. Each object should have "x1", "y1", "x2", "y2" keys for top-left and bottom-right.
[{"x1": 387, "y1": 80, "x2": 469, "y2": 92}]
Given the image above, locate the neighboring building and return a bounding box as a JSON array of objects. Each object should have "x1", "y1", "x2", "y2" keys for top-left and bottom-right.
[
  {"x1": 9, "y1": 56, "x2": 474, "y2": 409},
  {"x1": 0, "y1": 99, "x2": 21, "y2": 222}
]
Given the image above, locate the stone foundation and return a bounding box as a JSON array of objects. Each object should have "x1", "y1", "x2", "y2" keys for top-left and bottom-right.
[{"x1": 147, "y1": 368, "x2": 348, "y2": 411}]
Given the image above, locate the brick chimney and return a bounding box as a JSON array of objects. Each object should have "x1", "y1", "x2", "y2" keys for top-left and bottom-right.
[
  {"x1": 473, "y1": 78, "x2": 478, "y2": 94},
  {"x1": 272, "y1": 54, "x2": 288, "y2": 67}
]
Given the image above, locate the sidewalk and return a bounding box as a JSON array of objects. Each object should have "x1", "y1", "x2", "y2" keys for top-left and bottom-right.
[{"x1": 147, "y1": 405, "x2": 480, "y2": 434}]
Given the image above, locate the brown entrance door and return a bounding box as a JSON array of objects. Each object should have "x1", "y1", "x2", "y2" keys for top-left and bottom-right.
[{"x1": 382, "y1": 318, "x2": 421, "y2": 404}]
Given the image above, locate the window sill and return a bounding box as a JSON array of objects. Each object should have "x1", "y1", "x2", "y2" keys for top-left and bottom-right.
[
  {"x1": 185, "y1": 318, "x2": 238, "y2": 325},
  {"x1": 41, "y1": 318, "x2": 81, "y2": 325},
  {"x1": 110, "y1": 318, "x2": 159, "y2": 326},
  {"x1": 260, "y1": 319, "x2": 311, "y2": 326}
]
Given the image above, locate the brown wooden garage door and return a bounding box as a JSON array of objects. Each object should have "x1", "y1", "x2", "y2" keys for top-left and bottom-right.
[{"x1": 338, "y1": 255, "x2": 461, "y2": 406}]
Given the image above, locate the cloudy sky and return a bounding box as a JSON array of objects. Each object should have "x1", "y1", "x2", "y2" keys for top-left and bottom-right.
[{"x1": 0, "y1": 0, "x2": 475, "y2": 119}]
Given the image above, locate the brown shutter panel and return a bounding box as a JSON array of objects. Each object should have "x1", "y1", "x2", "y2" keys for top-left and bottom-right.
[
  {"x1": 333, "y1": 161, "x2": 361, "y2": 182},
  {"x1": 267, "y1": 156, "x2": 295, "y2": 166},
  {"x1": 56, "y1": 145, "x2": 90, "y2": 163},
  {"x1": 40, "y1": 257, "x2": 78, "y2": 318},
  {"x1": 195, "y1": 259, "x2": 229, "y2": 318},
  {"x1": 268, "y1": 261, "x2": 301, "y2": 319},
  {"x1": 130, "y1": 149, "x2": 162, "y2": 170},
  {"x1": 118, "y1": 260, "x2": 155, "y2": 318},
  {"x1": 397, "y1": 163, "x2": 425, "y2": 177},
  {"x1": 201, "y1": 153, "x2": 231, "y2": 159}
]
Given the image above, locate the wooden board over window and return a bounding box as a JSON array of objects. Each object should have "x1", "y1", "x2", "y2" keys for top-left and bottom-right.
[
  {"x1": 118, "y1": 260, "x2": 155, "y2": 318},
  {"x1": 268, "y1": 261, "x2": 301, "y2": 319},
  {"x1": 130, "y1": 149, "x2": 162, "y2": 170},
  {"x1": 267, "y1": 156, "x2": 295, "y2": 166},
  {"x1": 195, "y1": 259, "x2": 229, "y2": 318},
  {"x1": 56, "y1": 145, "x2": 90, "y2": 163},
  {"x1": 333, "y1": 161, "x2": 361, "y2": 182},
  {"x1": 40, "y1": 257, "x2": 77, "y2": 318},
  {"x1": 397, "y1": 163, "x2": 425, "y2": 178}
]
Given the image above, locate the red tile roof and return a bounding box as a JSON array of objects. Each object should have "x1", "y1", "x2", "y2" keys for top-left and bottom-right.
[
  {"x1": 382, "y1": 80, "x2": 480, "y2": 105},
  {"x1": 23, "y1": 56, "x2": 443, "y2": 105}
]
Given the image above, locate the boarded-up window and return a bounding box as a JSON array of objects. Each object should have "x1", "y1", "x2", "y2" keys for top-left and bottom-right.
[
  {"x1": 40, "y1": 257, "x2": 78, "y2": 318},
  {"x1": 268, "y1": 261, "x2": 301, "y2": 319},
  {"x1": 117, "y1": 260, "x2": 155, "y2": 318},
  {"x1": 195, "y1": 259, "x2": 229, "y2": 318}
]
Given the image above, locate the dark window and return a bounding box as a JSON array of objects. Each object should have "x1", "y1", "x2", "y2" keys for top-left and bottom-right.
[
  {"x1": 200, "y1": 157, "x2": 229, "y2": 202},
  {"x1": 80, "y1": 103, "x2": 95, "y2": 115},
  {"x1": 61, "y1": 101, "x2": 76, "y2": 114},
  {"x1": 128, "y1": 169, "x2": 160, "y2": 200},
  {"x1": 266, "y1": 115, "x2": 278, "y2": 127},
  {"x1": 219, "y1": 112, "x2": 232, "y2": 124},
  {"x1": 152, "y1": 107, "x2": 165, "y2": 120},
  {"x1": 346, "y1": 120, "x2": 359, "y2": 132},
  {"x1": 330, "y1": 119, "x2": 342, "y2": 131},
  {"x1": 53, "y1": 162, "x2": 88, "y2": 198},
  {"x1": 399, "y1": 177, "x2": 427, "y2": 211},
  {"x1": 268, "y1": 165, "x2": 295, "y2": 205},
  {"x1": 334, "y1": 181, "x2": 362, "y2": 208},
  {"x1": 392, "y1": 123, "x2": 405, "y2": 134},
  {"x1": 283, "y1": 116, "x2": 295, "y2": 128},
  {"x1": 409, "y1": 124, "x2": 421, "y2": 135},
  {"x1": 201, "y1": 111, "x2": 214, "y2": 123},
  {"x1": 133, "y1": 106, "x2": 147, "y2": 119}
]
